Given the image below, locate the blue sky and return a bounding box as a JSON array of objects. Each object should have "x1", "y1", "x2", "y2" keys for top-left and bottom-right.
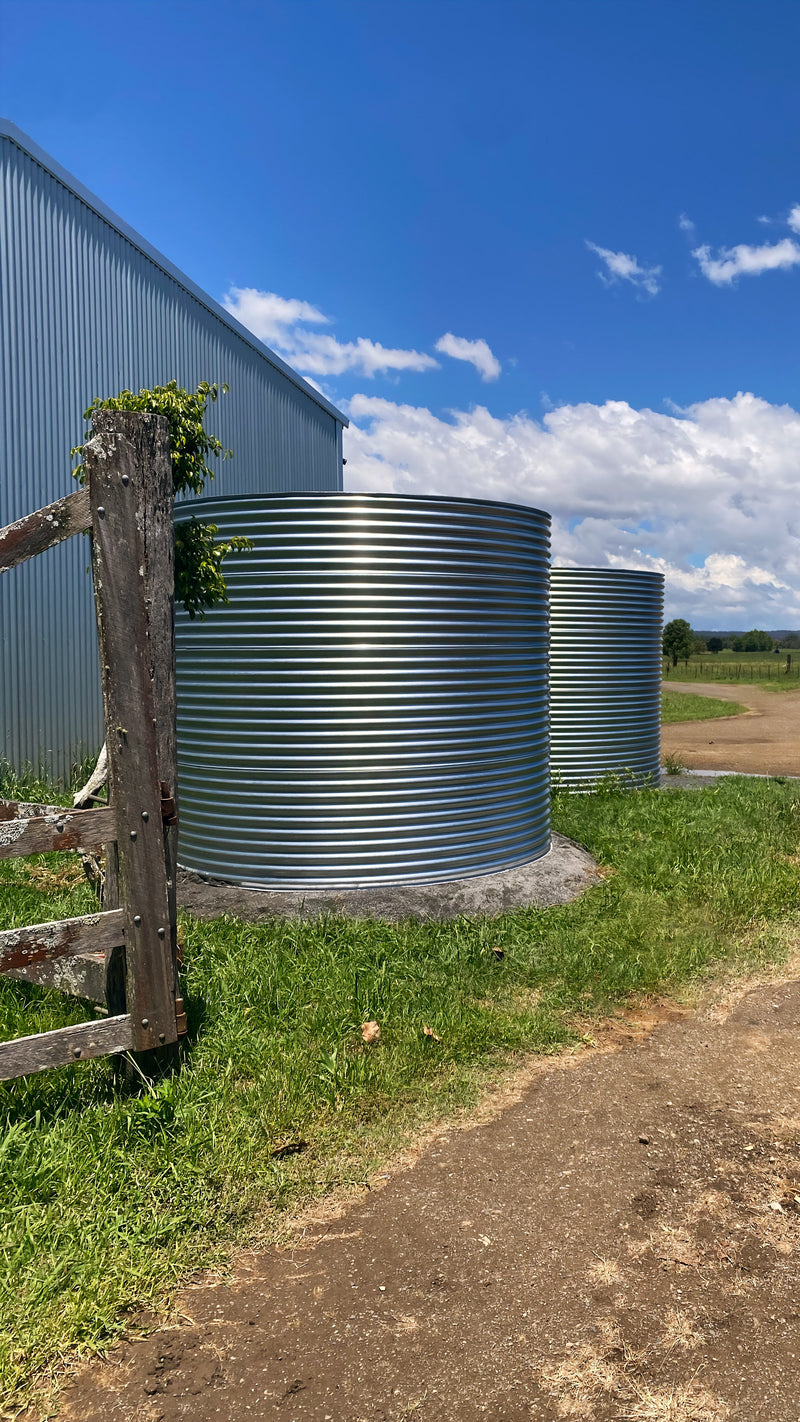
[{"x1": 2, "y1": 0, "x2": 799, "y2": 625}]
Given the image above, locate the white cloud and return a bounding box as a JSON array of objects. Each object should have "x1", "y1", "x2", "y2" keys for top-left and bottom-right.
[
  {"x1": 692, "y1": 238, "x2": 800, "y2": 285},
  {"x1": 787, "y1": 205, "x2": 800, "y2": 235},
  {"x1": 585, "y1": 241, "x2": 662, "y2": 296},
  {"x1": 283, "y1": 332, "x2": 439, "y2": 378},
  {"x1": 678, "y1": 213, "x2": 695, "y2": 234},
  {"x1": 434, "y1": 332, "x2": 501, "y2": 381},
  {"x1": 223, "y1": 286, "x2": 438, "y2": 378},
  {"x1": 343, "y1": 391, "x2": 800, "y2": 625},
  {"x1": 222, "y1": 288, "x2": 329, "y2": 344}
]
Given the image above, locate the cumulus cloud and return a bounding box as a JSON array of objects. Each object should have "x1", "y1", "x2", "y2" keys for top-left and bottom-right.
[
  {"x1": 787, "y1": 205, "x2": 800, "y2": 234},
  {"x1": 223, "y1": 286, "x2": 438, "y2": 378},
  {"x1": 222, "y1": 289, "x2": 329, "y2": 344},
  {"x1": 343, "y1": 391, "x2": 800, "y2": 625},
  {"x1": 678, "y1": 213, "x2": 695, "y2": 234},
  {"x1": 585, "y1": 241, "x2": 662, "y2": 296},
  {"x1": 692, "y1": 238, "x2": 800, "y2": 285},
  {"x1": 434, "y1": 332, "x2": 501, "y2": 381}
]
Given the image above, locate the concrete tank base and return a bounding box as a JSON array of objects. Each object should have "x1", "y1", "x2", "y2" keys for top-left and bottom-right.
[{"x1": 177, "y1": 834, "x2": 598, "y2": 923}]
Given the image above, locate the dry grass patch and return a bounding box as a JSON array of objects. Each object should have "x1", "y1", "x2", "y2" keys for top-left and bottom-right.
[
  {"x1": 538, "y1": 1319, "x2": 727, "y2": 1421},
  {"x1": 587, "y1": 1256, "x2": 624, "y2": 1287},
  {"x1": 659, "y1": 1308, "x2": 705, "y2": 1354},
  {"x1": 621, "y1": 1378, "x2": 729, "y2": 1422}
]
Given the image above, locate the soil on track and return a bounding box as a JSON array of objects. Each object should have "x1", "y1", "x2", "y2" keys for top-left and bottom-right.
[
  {"x1": 54, "y1": 963, "x2": 800, "y2": 1422},
  {"x1": 661, "y1": 680, "x2": 799, "y2": 777}
]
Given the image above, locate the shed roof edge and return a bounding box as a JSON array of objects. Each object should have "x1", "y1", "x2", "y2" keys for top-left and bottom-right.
[{"x1": 0, "y1": 118, "x2": 348, "y2": 428}]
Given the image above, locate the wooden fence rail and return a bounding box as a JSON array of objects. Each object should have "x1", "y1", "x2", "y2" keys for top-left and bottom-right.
[{"x1": 0, "y1": 412, "x2": 183, "y2": 1081}]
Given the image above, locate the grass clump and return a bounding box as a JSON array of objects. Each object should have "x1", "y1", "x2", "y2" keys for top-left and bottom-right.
[
  {"x1": 1, "y1": 777, "x2": 799, "y2": 1410},
  {"x1": 661, "y1": 690, "x2": 747, "y2": 724}
]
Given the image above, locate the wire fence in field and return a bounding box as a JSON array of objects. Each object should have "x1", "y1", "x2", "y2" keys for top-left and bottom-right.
[{"x1": 663, "y1": 659, "x2": 800, "y2": 682}]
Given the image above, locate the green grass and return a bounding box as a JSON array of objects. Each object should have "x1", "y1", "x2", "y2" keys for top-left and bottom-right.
[
  {"x1": 661, "y1": 690, "x2": 747, "y2": 724},
  {"x1": 664, "y1": 651, "x2": 800, "y2": 692},
  {"x1": 1, "y1": 775, "x2": 800, "y2": 1412}
]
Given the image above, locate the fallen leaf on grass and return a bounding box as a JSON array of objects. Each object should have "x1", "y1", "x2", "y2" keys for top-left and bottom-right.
[
  {"x1": 361, "y1": 1021, "x2": 381, "y2": 1044},
  {"x1": 422, "y1": 1026, "x2": 442, "y2": 1042},
  {"x1": 270, "y1": 1141, "x2": 308, "y2": 1159}
]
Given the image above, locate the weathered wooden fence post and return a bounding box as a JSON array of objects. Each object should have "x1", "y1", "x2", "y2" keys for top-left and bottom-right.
[
  {"x1": 89, "y1": 412, "x2": 182, "y2": 1027},
  {"x1": 83, "y1": 415, "x2": 178, "y2": 1052}
]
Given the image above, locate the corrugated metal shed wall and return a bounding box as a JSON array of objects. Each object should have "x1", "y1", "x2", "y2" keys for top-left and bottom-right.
[{"x1": 0, "y1": 124, "x2": 345, "y2": 778}]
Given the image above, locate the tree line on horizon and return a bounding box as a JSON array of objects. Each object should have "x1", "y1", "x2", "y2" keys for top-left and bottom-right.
[{"x1": 662, "y1": 619, "x2": 800, "y2": 666}]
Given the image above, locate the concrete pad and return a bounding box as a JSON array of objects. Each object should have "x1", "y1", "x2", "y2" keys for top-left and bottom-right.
[
  {"x1": 660, "y1": 768, "x2": 800, "y2": 791},
  {"x1": 177, "y1": 833, "x2": 599, "y2": 923}
]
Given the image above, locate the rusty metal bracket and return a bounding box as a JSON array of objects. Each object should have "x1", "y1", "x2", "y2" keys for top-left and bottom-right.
[{"x1": 160, "y1": 781, "x2": 178, "y2": 826}]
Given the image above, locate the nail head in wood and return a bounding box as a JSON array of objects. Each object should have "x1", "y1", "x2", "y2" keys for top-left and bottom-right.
[
  {"x1": 133, "y1": 914, "x2": 142, "y2": 926},
  {"x1": 130, "y1": 830, "x2": 137, "y2": 840},
  {"x1": 141, "y1": 810, "x2": 149, "y2": 821},
  {"x1": 141, "y1": 1018, "x2": 149, "y2": 1028}
]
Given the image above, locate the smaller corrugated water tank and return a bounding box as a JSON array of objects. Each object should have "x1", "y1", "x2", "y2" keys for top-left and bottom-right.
[
  {"x1": 549, "y1": 567, "x2": 664, "y2": 789},
  {"x1": 174, "y1": 493, "x2": 551, "y2": 887}
]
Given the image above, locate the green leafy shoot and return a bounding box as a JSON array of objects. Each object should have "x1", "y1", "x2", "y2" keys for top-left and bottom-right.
[
  {"x1": 70, "y1": 381, "x2": 251, "y2": 617},
  {"x1": 71, "y1": 380, "x2": 232, "y2": 494},
  {"x1": 174, "y1": 518, "x2": 252, "y2": 619}
]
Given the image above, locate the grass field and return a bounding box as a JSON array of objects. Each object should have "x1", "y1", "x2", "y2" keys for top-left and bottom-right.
[
  {"x1": 663, "y1": 649, "x2": 800, "y2": 691},
  {"x1": 2, "y1": 769, "x2": 800, "y2": 1413},
  {"x1": 661, "y1": 690, "x2": 747, "y2": 724}
]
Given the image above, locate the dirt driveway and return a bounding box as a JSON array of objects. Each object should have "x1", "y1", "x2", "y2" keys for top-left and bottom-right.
[
  {"x1": 661, "y1": 681, "x2": 799, "y2": 777},
  {"x1": 55, "y1": 962, "x2": 800, "y2": 1422}
]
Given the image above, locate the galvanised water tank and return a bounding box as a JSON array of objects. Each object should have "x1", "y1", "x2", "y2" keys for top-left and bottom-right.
[
  {"x1": 549, "y1": 567, "x2": 664, "y2": 789},
  {"x1": 175, "y1": 493, "x2": 551, "y2": 887}
]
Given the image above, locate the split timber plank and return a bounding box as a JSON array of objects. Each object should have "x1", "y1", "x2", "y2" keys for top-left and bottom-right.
[
  {"x1": 0, "y1": 1014, "x2": 132, "y2": 1081},
  {"x1": 7, "y1": 951, "x2": 108, "y2": 1005},
  {"x1": 0, "y1": 910, "x2": 124, "y2": 972},
  {"x1": 0, "y1": 806, "x2": 116, "y2": 860},
  {"x1": 0, "y1": 800, "x2": 64, "y2": 819},
  {"x1": 0, "y1": 488, "x2": 91, "y2": 572},
  {"x1": 86, "y1": 426, "x2": 177, "y2": 1051}
]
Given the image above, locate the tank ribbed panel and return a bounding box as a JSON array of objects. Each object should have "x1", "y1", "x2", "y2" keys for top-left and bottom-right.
[
  {"x1": 549, "y1": 568, "x2": 664, "y2": 789},
  {"x1": 175, "y1": 493, "x2": 551, "y2": 887}
]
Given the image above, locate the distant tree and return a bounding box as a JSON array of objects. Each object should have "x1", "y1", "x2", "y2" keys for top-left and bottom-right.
[
  {"x1": 707, "y1": 636, "x2": 724, "y2": 654},
  {"x1": 741, "y1": 629, "x2": 775, "y2": 652},
  {"x1": 731, "y1": 636, "x2": 744, "y2": 652},
  {"x1": 663, "y1": 618, "x2": 694, "y2": 667},
  {"x1": 782, "y1": 632, "x2": 800, "y2": 649},
  {"x1": 692, "y1": 637, "x2": 707, "y2": 654}
]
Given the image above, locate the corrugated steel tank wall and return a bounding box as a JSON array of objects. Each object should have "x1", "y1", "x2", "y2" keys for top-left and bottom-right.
[
  {"x1": 549, "y1": 568, "x2": 664, "y2": 789},
  {"x1": 174, "y1": 493, "x2": 551, "y2": 887},
  {"x1": 0, "y1": 127, "x2": 343, "y2": 780}
]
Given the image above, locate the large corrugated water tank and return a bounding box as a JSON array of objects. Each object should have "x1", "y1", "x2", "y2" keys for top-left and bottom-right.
[
  {"x1": 549, "y1": 567, "x2": 664, "y2": 789},
  {"x1": 174, "y1": 493, "x2": 551, "y2": 887}
]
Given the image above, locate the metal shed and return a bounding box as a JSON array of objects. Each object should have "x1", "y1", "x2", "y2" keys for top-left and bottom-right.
[{"x1": 0, "y1": 119, "x2": 347, "y2": 778}]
